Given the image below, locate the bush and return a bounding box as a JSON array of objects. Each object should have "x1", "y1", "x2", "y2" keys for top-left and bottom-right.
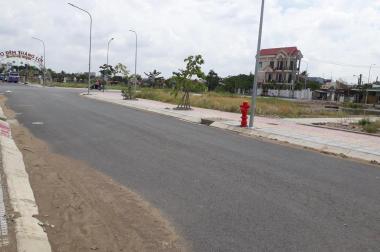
[
  {"x1": 358, "y1": 118, "x2": 371, "y2": 126},
  {"x1": 121, "y1": 86, "x2": 134, "y2": 100}
]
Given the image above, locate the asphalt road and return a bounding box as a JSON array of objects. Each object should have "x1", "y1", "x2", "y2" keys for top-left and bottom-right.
[{"x1": 1, "y1": 84, "x2": 380, "y2": 252}]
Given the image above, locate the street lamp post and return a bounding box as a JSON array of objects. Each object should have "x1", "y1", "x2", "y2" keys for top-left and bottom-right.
[
  {"x1": 129, "y1": 30, "x2": 138, "y2": 94},
  {"x1": 68, "y1": 3, "x2": 92, "y2": 95},
  {"x1": 368, "y1": 64, "x2": 376, "y2": 84},
  {"x1": 32, "y1": 37, "x2": 46, "y2": 86},
  {"x1": 249, "y1": 0, "x2": 265, "y2": 128},
  {"x1": 107, "y1": 37, "x2": 114, "y2": 66}
]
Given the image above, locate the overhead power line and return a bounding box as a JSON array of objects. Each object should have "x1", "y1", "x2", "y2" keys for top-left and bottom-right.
[{"x1": 307, "y1": 58, "x2": 380, "y2": 69}]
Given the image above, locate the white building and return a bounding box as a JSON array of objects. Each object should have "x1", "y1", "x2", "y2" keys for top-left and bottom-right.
[{"x1": 257, "y1": 47, "x2": 303, "y2": 86}]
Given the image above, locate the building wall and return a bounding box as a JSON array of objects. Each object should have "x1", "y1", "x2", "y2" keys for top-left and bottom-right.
[{"x1": 257, "y1": 52, "x2": 302, "y2": 86}]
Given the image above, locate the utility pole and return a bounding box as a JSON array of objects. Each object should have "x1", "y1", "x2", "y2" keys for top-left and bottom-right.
[
  {"x1": 249, "y1": 0, "x2": 265, "y2": 128},
  {"x1": 129, "y1": 30, "x2": 138, "y2": 95}
]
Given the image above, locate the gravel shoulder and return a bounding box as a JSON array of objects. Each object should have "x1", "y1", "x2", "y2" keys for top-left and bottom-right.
[{"x1": 0, "y1": 96, "x2": 186, "y2": 252}]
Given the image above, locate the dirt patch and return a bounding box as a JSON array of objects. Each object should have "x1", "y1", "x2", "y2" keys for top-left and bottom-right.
[{"x1": 0, "y1": 96, "x2": 187, "y2": 252}]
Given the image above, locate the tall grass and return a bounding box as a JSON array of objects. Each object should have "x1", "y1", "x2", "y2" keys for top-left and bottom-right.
[{"x1": 135, "y1": 88, "x2": 346, "y2": 118}]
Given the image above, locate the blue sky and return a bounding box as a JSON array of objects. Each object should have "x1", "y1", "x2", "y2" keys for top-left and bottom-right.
[{"x1": 1, "y1": 0, "x2": 380, "y2": 83}]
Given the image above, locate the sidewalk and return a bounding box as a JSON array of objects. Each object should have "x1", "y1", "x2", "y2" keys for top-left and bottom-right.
[{"x1": 86, "y1": 91, "x2": 380, "y2": 164}]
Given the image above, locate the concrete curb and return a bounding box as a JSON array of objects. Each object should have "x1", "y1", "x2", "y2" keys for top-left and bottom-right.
[
  {"x1": 0, "y1": 108, "x2": 51, "y2": 252},
  {"x1": 209, "y1": 122, "x2": 380, "y2": 164},
  {"x1": 84, "y1": 94, "x2": 380, "y2": 164}
]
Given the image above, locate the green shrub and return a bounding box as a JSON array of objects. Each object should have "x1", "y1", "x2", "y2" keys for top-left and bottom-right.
[
  {"x1": 121, "y1": 86, "x2": 134, "y2": 100},
  {"x1": 358, "y1": 118, "x2": 371, "y2": 126}
]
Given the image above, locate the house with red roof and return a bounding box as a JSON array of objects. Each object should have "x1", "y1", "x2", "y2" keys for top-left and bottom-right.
[{"x1": 257, "y1": 47, "x2": 303, "y2": 87}]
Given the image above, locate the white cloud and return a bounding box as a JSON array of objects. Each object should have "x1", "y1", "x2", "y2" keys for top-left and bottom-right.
[{"x1": 0, "y1": 0, "x2": 379, "y2": 83}]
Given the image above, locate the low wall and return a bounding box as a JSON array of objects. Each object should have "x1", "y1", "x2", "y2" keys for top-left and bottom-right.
[{"x1": 257, "y1": 88, "x2": 312, "y2": 100}]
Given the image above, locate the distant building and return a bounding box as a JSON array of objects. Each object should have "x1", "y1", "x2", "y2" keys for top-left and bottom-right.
[{"x1": 257, "y1": 47, "x2": 303, "y2": 86}]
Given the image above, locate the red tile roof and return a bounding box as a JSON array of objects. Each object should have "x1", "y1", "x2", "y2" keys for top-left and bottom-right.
[{"x1": 260, "y1": 47, "x2": 300, "y2": 56}]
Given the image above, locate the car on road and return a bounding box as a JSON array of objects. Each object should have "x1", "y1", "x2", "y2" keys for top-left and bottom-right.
[{"x1": 7, "y1": 72, "x2": 20, "y2": 83}]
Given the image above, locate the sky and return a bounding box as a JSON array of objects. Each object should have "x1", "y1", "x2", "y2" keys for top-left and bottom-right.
[{"x1": 1, "y1": 0, "x2": 380, "y2": 83}]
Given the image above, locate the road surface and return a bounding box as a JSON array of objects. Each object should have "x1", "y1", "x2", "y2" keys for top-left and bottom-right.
[{"x1": 1, "y1": 84, "x2": 380, "y2": 251}]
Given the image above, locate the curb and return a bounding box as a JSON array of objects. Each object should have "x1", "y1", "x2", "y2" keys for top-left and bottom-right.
[
  {"x1": 209, "y1": 122, "x2": 380, "y2": 164},
  {"x1": 84, "y1": 93, "x2": 380, "y2": 165},
  {"x1": 0, "y1": 107, "x2": 51, "y2": 252}
]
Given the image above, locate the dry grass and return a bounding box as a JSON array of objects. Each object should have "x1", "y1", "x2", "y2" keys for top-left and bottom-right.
[{"x1": 135, "y1": 88, "x2": 346, "y2": 118}]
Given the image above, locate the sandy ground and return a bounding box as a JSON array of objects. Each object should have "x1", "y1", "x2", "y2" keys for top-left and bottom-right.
[{"x1": 0, "y1": 96, "x2": 187, "y2": 252}]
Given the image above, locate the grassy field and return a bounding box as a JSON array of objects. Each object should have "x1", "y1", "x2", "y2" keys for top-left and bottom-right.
[{"x1": 135, "y1": 88, "x2": 347, "y2": 118}]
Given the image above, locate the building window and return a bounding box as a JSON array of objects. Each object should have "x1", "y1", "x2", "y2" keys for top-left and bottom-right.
[
  {"x1": 288, "y1": 74, "x2": 292, "y2": 83},
  {"x1": 259, "y1": 62, "x2": 263, "y2": 69},
  {"x1": 270, "y1": 61, "x2": 274, "y2": 69},
  {"x1": 290, "y1": 61, "x2": 294, "y2": 70},
  {"x1": 278, "y1": 73, "x2": 282, "y2": 82},
  {"x1": 279, "y1": 61, "x2": 284, "y2": 70}
]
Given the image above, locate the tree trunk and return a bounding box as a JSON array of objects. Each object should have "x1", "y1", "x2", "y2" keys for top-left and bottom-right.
[{"x1": 177, "y1": 90, "x2": 191, "y2": 110}]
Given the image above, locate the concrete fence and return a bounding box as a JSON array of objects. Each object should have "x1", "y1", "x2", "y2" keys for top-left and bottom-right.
[{"x1": 257, "y1": 88, "x2": 313, "y2": 100}]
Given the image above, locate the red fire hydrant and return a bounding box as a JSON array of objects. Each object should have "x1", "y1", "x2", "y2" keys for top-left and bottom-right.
[{"x1": 240, "y1": 101, "x2": 250, "y2": 128}]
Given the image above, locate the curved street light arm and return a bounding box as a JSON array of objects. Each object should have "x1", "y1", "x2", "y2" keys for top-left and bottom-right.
[
  {"x1": 32, "y1": 36, "x2": 46, "y2": 86},
  {"x1": 68, "y1": 3, "x2": 92, "y2": 95}
]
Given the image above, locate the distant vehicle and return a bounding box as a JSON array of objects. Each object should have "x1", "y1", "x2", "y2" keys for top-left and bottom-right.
[
  {"x1": 0, "y1": 74, "x2": 4, "y2": 81},
  {"x1": 90, "y1": 80, "x2": 105, "y2": 90},
  {"x1": 7, "y1": 72, "x2": 20, "y2": 83}
]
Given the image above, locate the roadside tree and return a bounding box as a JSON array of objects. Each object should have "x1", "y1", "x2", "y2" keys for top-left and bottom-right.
[
  {"x1": 206, "y1": 70, "x2": 221, "y2": 91},
  {"x1": 172, "y1": 55, "x2": 205, "y2": 110},
  {"x1": 99, "y1": 64, "x2": 115, "y2": 81},
  {"x1": 114, "y1": 63, "x2": 129, "y2": 83},
  {"x1": 144, "y1": 70, "x2": 164, "y2": 88}
]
